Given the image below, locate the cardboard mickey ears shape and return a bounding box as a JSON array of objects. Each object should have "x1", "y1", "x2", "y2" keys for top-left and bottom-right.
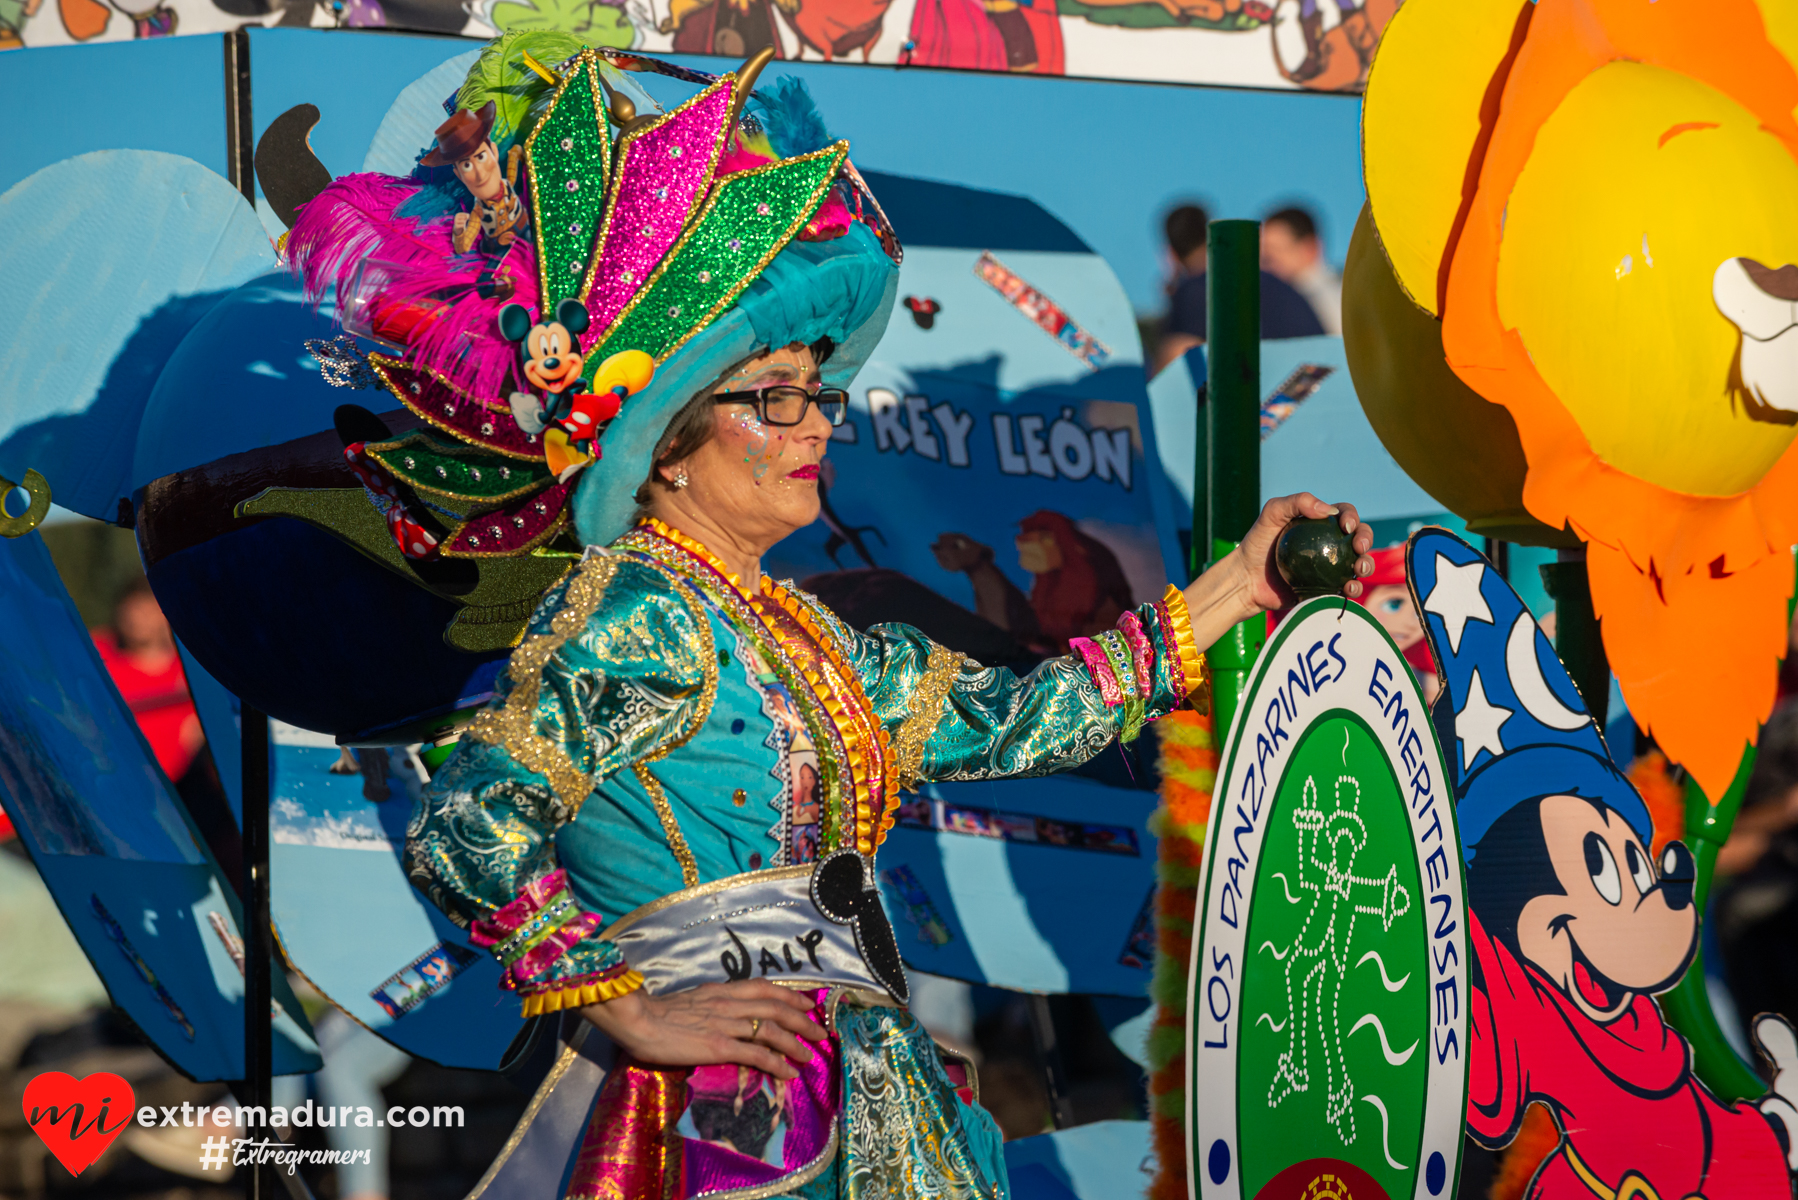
[
  {"x1": 497, "y1": 303, "x2": 534, "y2": 344},
  {"x1": 810, "y1": 850, "x2": 909, "y2": 1004},
  {"x1": 497, "y1": 299, "x2": 591, "y2": 344},
  {"x1": 555, "y1": 297, "x2": 591, "y2": 339}
]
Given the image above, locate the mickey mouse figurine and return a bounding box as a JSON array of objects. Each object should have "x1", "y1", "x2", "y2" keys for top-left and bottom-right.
[{"x1": 499, "y1": 299, "x2": 654, "y2": 479}]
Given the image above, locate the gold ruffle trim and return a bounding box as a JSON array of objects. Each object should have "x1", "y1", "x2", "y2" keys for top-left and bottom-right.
[
  {"x1": 467, "y1": 554, "x2": 622, "y2": 813},
  {"x1": 891, "y1": 643, "x2": 962, "y2": 801},
  {"x1": 519, "y1": 969, "x2": 646, "y2": 1017},
  {"x1": 1162, "y1": 584, "x2": 1210, "y2": 710}
]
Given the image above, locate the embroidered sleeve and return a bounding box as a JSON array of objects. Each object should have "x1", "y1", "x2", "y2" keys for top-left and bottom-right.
[
  {"x1": 404, "y1": 551, "x2": 714, "y2": 1015},
  {"x1": 800, "y1": 587, "x2": 1207, "y2": 785}
]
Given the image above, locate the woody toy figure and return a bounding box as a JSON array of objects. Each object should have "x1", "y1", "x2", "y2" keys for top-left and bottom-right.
[{"x1": 422, "y1": 101, "x2": 531, "y2": 257}]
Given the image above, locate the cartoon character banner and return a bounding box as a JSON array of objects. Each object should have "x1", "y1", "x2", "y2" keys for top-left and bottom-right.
[
  {"x1": 1411, "y1": 527, "x2": 1798, "y2": 1199},
  {"x1": 1, "y1": 0, "x2": 1401, "y2": 94}
]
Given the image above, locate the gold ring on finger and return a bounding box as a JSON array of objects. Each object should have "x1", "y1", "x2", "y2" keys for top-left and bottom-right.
[{"x1": 748, "y1": 1018, "x2": 761, "y2": 1040}]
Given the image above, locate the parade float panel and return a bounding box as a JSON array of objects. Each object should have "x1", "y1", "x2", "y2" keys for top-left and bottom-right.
[
  {"x1": 1187, "y1": 596, "x2": 1469, "y2": 1200},
  {"x1": 1352, "y1": 0, "x2": 1798, "y2": 803},
  {"x1": 1407, "y1": 527, "x2": 1798, "y2": 1197},
  {"x1": 1148, "y1": 335, "x2": 1448, "y2": 538},
  {"x1": 757, "y1": 170, "x2": 1170, "y2": 996},
  {"x1": 265, "y1": 724, "x2": 524, "y2": 1068},
  {"x1": 2, "y1": 0, "x2": 1408, "y2": 96},
  {"x1": 0, "y1": 149, "x2": 274, "y2": 524},
  {"x1": 0, "y1": 530, "x2": 320, "y2": 1081},
  {"x1": 246, "y1": 26, "x2": 1369, "y2": 320}
]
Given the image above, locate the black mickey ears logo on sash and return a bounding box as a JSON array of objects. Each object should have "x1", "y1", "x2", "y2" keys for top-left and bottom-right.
[{"x1": 811, "y1": 850, "x2": 909, "y2": 1005}]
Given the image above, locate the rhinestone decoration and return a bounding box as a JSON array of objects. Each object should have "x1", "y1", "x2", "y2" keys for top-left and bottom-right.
[
  {"x1": 595, "y1": 147, "x2": 845, "y2": 363},
  {"x1": 301, "y1": 335, "x2": 380, "y2": 390},
  {"x1": 377, "y1": 359, "x2": 543, "y2": 459},
  {"x1": 670, "y1": 145, "x2": 683, "y2": 158},
  {"x1": 443, "y1": 481, "x2": 571, "y2": 557},
  {"x1": 585, "y1": 79, "x2": 733, "y2": 336},
  {"x1": 527, "y1": 52, "x2": 613, "y2": 311},
  {"x1": 364, "y1": 427, "x2": 551, "y2": 500}
]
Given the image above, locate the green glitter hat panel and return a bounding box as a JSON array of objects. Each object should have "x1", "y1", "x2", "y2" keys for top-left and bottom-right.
[
  {"x1": 366, "y1": 432, "x2": 552, "y2": 503},
  {"x1": 526, "y1": 53, "x2": 613, "y2": 311},
  {"x1": 593, "y1": 145, "x2": 847, "y2": 364}
]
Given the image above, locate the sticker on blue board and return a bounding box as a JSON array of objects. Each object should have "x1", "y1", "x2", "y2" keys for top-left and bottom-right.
[{"x1": 1187, "y1": 597, "x2": 1468, "y2": 1200}]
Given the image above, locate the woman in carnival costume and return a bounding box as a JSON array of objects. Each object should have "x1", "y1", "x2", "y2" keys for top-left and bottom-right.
[{"x1": 289, "y1": 33, "x2": 1375, "y2": 1198}]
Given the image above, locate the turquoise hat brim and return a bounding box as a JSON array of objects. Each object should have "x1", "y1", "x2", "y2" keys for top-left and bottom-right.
[{"x1": 571, "y1": 222, "x2": 898, "y2": 546}]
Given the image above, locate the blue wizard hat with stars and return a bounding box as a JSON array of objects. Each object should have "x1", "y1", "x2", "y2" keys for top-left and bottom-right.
[{"x1": 1407, "y1": 529, "x2": 1651, "y2": 865}]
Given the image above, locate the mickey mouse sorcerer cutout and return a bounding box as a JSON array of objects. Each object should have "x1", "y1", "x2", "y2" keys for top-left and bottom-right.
[{"x1": 1411, "y1": 527, "x2": 1798, "y2": 1198}]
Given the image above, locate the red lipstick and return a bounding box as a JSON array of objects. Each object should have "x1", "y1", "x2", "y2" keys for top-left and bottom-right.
[{"x1": 787, "y1": 464, "x2": 820, "y2": 481}]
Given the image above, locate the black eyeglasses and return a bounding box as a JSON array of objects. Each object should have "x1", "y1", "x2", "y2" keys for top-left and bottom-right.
[{"x1": 712, "y1": 385, "x2": 849, "y2": 427}]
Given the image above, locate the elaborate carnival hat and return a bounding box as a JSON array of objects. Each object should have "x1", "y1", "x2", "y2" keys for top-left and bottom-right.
[
  {"x1": 1407, "y1": 528, "x2": 1651, "y2": 864},
  {"x1": 289, "y1": 36, "x2": 900, "y2": 560}
]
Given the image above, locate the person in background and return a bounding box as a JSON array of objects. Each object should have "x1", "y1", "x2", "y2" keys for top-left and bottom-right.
[
  {"x1": 1154, "y1": 203, "x2": 1324, "y2": 375},
  {"x1": 92, "y1": 579, "x2": 203, "y2": 784},
  {"x1": 1715, "y1": 700, "x2": 1798, "y2": 1039},
  {"x1": 1261, "y1": 205, "x2": 1343, "y2": 335}
]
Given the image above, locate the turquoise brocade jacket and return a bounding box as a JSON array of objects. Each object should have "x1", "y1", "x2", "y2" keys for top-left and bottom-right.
[{"x1": 405, "y1": 520, "x2": 1204, "y2": 1013}]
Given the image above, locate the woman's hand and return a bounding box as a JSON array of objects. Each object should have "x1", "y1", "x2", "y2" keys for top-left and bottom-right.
[
  {"x1": 1180, "y1": 493, "x2": 1375, "y2": 651},
  {"x1": 578, "y1": 979, "x2": 827, "y2": 1079}
]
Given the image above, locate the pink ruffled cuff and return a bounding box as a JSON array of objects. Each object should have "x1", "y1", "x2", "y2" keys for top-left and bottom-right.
[{"x1": 1071, "y1": 636, "x2": 1125, "y2": 707}]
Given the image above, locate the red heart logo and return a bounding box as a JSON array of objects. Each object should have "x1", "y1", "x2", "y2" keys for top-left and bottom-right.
[{"x1": 21, "y1": 1071, "x2": 135, "y2": 1177}]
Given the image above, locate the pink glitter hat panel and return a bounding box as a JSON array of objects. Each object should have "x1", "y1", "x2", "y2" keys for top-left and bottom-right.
[{"x1": 585, "y1": 81, "x2": 734, "y2": 336}]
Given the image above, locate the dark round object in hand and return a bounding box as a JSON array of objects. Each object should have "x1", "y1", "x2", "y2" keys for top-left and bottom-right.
[{"x1": 1275, "y1": 516, "x2": 1358, "y2": 599}]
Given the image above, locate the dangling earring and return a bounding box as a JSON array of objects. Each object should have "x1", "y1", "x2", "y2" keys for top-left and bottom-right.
[{"x1": 671, "y1": 466, "x2": 689, "y2": 489}]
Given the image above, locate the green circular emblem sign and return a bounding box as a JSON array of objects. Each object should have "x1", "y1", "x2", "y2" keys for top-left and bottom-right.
[{"x1": 1188, "y1": 599, "x2": 1469, "y2": 1200}]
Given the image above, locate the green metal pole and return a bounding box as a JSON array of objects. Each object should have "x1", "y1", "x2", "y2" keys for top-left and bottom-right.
[
  {"x1": 1658, "y1": 750, "x2": 1764, "y2": 1101},
  {"x1": 1204, "y1": 219, "x2": 1264, "y2": 738},
  {"x1": 1539, "y1": 550, "x2": 1609, "y2": 727},
  {"x1": 1658, "y1": 552, "x2": 1797, "y2": 1100},
  {"x1": 1189, "y1": 381, "x2": 1207, "y2": 586}
]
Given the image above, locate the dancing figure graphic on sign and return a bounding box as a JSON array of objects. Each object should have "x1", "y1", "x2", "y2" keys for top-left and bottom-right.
[{"x1": 1265, "y1": 772, "x2": 1413, "y2": 1144}]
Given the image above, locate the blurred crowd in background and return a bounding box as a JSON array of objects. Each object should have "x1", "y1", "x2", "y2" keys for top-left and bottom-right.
[{"x1": 1147, "y1": 202, "x2": 1343, "y2": 376}]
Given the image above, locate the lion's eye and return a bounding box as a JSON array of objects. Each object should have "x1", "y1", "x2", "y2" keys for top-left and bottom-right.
[{"x1": 1585, "y1": 832, "x2": 1623, "y2": 905}]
